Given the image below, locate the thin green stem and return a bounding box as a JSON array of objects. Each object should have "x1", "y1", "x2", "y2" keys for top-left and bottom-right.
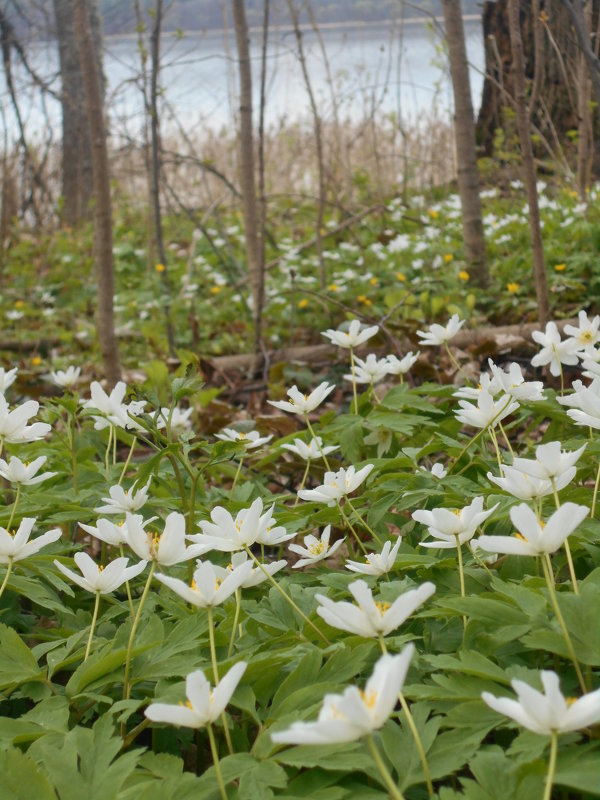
[
  {"x1": 488, "y1": 427, "x2": 503, "y2": 475},
  {"x1": 207, "y1": 723, "x2": 229, "y2": 800},
  {"x1": 591, "y1": 460, "x2": 600, "y2": 518},
  {"x1": 449, "y1": 398, "x2": 512, "y2": 473},
  {"x1": 345, "y1": 497, "x2": 383, "y2": 547},
  {"x1": 227, "y1": 588, "x2": 242, "y2": 658},
  {"x1": 123, "y1": 561, "x2": 156, "y2": 699},
  {"x1": 350, "y1": 346, "x2": 359, "y2": 415},
  {"x1": 542, "y1": 555, "x2": 587, "y2": 693},
  {"x1": 244, "y1": 546, "x2": 330, "y2": 645},
  {"x1": 7, "y1": 483, "x2": 21, "y2": 531},
  {"x1": 498, "y1": 421, "x2": 514, "y2": 458},
  {"x1": 304, "y1": 416, "x2": 331, "y2": 470},
  {"x1": 105, "y1": 424, "x2": 113, "y2": 480},
  {"x1": 230, "y1": 457, "x2": 244, "y2": 498},
  {"x1": 119, "y1": 544, "x2": 134, "y2": 616},
  {"x1": 0, "y1": 558, "x2": 13, "y2": 601},
  {"x1": 366, "y1": 734, "x2": 405, "y2": 800},
  {"x1": 118, "y1": 437, "x2": 137, "y2": 485},
  {"x1": 113, "y1": 425, "x2": 117, "y2": 465},
  {"x1": 543, "y1": 731, "x2": 558, "y2": 800},
  {"x1": 294, "y1": 460, "x2": 311, "y2": 507},
  {"x1": 455, "y1": 535, "x2": 467, "y2": 631},
  {"x1": 337, "y1": 502, "x2": 368, "y2": 555},
  {"x1": 207, "y1": 606, "x2": 234, "y2": 755},
  {"x1": 444, "y1": 341, "x2": 471, "y2": 384},
  {"x1": 84, "y1": 592, "x2": 101, "y2": 661},
  {"x1": 70, "y1": 415, "x2": 78, "y2": 494},
  {"x1": 550, "y1": 479, "x2": 578, "y2": 594},
  {"x1": 552, "y1": 345, "x2": 565, "y2": 396}
]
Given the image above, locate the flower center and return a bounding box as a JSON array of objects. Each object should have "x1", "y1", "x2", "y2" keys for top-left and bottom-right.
[
  {"x1": 308, "y1": 541, "x2": 326, "y2": 556},
  {"x1": 375, "y1": 601, "x2": 390, "y2": 614},
  {"x1": 359, "y1": 689, "x2": 377, "y2": 709}
]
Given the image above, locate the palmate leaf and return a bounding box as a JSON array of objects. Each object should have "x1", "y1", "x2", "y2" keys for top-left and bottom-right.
[
  {"x1": 0, "y1": 746, "x2": 56, "y2": 800},
  {"x1": 0, "y1": 696, "x2": 69, "y2": 746},
  {"x1": 0, "y1": 623, "x2": 45, "y2": 692},
  {"x1": 27, "y1": 714, "x2": 142, "y2": 800}
]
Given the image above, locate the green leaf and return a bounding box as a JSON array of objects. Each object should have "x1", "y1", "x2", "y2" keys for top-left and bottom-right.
[
  {"x1": 0, "y1": 747, "x2": 56, "y2": 799},
  {"x1": 0, "y1": 623, "x2": 44, "y2": 692}
]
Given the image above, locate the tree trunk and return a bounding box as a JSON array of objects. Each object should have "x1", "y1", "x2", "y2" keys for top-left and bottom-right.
[
  {"x1": 508, "y1": 0, "x2": 550, "y2": 325},
  {"x1": 72, "y1": 0, "x2": 121, "y2": 383},
  {"x1": 54, "y1": 0, "x2": 100, "y2": 226},
  {"x1": 441, "y1": 0, "x2": 488, "y2": 287},
  {"x1": 231, "y1": 0, "x2": 264, "y2": 357}
]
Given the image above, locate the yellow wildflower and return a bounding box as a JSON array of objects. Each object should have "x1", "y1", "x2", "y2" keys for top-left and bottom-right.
[
  {"x1": 458, "y1": 270, "x2": 469, "y2": 282},
  {"x1": 396, "y1": 272, "x2": 406, "y2": 282},
  {"x1": 297, "y1": 298, "x2": 309, "y2": 309},
  {"x1": 428, "y1": 209, "x2": 439, "y2": 219},
  {"x1": 444, "y1": 253, "x2": 454, "y2": 263},
  {"x1": 369, "y1": 277, "x2": 378, "y2": 286},
  {"x1": 155, "y1": 263, "x2": 166, "y2": 273},
  {"x1": 328, "y1": 284, "x2": 339, "y2": 292},
  {"x1": 357, "y1": 294, "x2": 372, "y2": 306},
  {"x1": 507, "y1": 282, "x2": 520, "y2": 294},
  {"x1": 554, "y1": 263, "x2": 566, "y2": 272},
  {"x1": 210, "y1": 286, "x2": 221, "y2": 294},
  {"x1": 31, "y1": 356, "x2": 42, "y2": 367}
]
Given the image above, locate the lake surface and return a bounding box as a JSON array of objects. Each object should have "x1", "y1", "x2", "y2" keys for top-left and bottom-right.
[{"x1": 4, "y1": 19, "x2": 484, "y2": 143}]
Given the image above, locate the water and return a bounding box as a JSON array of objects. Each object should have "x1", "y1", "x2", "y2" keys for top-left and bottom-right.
[{"x1": 3, "y1": 19, "x2": 483, "y2": 143}]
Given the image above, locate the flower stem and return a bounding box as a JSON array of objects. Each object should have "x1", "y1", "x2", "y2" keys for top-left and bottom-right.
[
  {"x1": 118, "y1": 437, "x2": 137, "y2": 485},
  {"x1": 350, "y1": 346, "x2": 359, "y2": 415},
  {"x1": 105, "y1": 425, "x2": 113, "y2": 480},
  {"x1": 345, "y1": 497, "x2": 383, "y2": 547},
  {"x1": 366, "y1": 734, "x2": 405, "y2": 800},
  {"x1": 123, "y1": 561, "x2": 156, "y2": 699},
  {"x1": 227, "y1": 588, "x2": 242, "y2": 658},
  {"x1": 550, "y1": 479, "x2": 579, "y2": 595},
  {"x1": 304, "y1": 416, "x2": 331, "y2": 470},
  {"x1": 488, "y1": 427, "x2": 503, "y2": 475},
  {"x1": 7, "y1": 484, "x2": 21, "y2": 532},
  {"x1": 244, "y1": 547, "x2": 330, "y2": 645},
  {"x1": 120, "y1": 545, "x2": 135, "y2": 616},
  {"x1": 450, "y1": 398, "x2": 512, "y2": 474},
  {"x1": 591, "y1": 460, "x2": 600, "y2": 518},
  {"x1": 444, "y1": 341, "x2": 470, "y2": 384},
  {"x1": 498, "y1": 421, "x2": 514, "y2": 458},
  {"x1": 230, "y1": 457, "x2": 244, "y2": 498},
  {"x1": 207, "y1": 723, "x2": 229, "y2": 800},
  {"x1": 69, "y1": 414, "x2": 79, "y2": 494},
  {"x1": 543, "y1": 731, "x2": 558, "y2": 800},
  {"x1": 378, "y1": 637, "x2": 434, "y2": 799},
  {"x1": 542, "y1": 555, "x2": 587, "y2": 693},
  {"x1": 207, "y1": 606, "x2": 234, "y2": 755},
  {"x1": 337, "y1": 502, "x2": 368, "y2": 555},
  {"x1": 455, "y1": 535, "x2": 467, "y2": 631},
  {"x1": 85, "y1": 592, "x2": 101, "y2": 661},
  {"x1": 294, "y1": 460, "x2": 311, "y2": 508},
  {"x1": 0, "y1": 558, "x2": 13, "y2": 601}
]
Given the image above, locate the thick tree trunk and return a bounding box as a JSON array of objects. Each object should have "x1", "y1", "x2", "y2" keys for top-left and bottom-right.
[
  {"x1": 442, "y1": 0, "x2": 488, "y2": 287},
  {"x1": 508, "y1": 0, "x2": 550, "y2": 326},
  {"x1": 72, "y1": 0, "x2": 121, "y2": 383},
  {"x1": 231, "y1": 0, "x2": 264, "y2": 357},
  {"x1": 54, "y1": 0, "x2": 100, "y2": 226}
]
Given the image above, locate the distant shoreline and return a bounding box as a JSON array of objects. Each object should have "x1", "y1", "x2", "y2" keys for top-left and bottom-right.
[{"x1": 104, "y1": 14, "x2": 481, "y2": 42}]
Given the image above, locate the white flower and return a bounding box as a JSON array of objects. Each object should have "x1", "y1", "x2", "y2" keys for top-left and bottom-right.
[
  {"x1": 482, "y1": 671, "x2": 600, "y2": 735},
  {"x1": 531, "y1": 322, "x2": 579, "y2": 376},
  {"x1": 49, "y1": 367, "x2": 81, "y2": 389},
  {"x1": 321, "y1": 319, "x2": 379, "y2": 349},
  {"x1": 95, "y1": 480, "x2": 150, "y2": 514},
  {"x1": 0, "y1": 518, "x2": 61, "y2": 564},
  {"x1": 563, "y1": 310, "x2": 600, "y2": 355},
  {"x1": 281, "y1": 437, "x2": 338, "y2": 461},
  {"x1": 78, "y1": 514, "x2": 153, "y2": 547},
  {"x1": 385, "y1": 352, "x2": 419, "y2": 375},
  {"x1": 271, "y1": 645, "x2": 414, "y2": 744},
  {"x1": 476, "y1": 502, "x2": 588, "y2": 557},
  {"x1": 0, "y1": 456, "x2": 56, "y2": 486},
  {"x1": 54, "y1": 552, "x2": 147, "y2": 594},
  {"x1": 557, "y1": 378, "x2": 600, "y2": 429},
  {"x1": 82, "y1": 381, "x2": 144, "y2": 431},
  {"x1": 412, "y1": 496, "x2": 497, "y2": 548},
  {"x1": 453, "y1": 372, "x2": 501, "y2": 400},
  {"x1": 125, "y1": 511, "x2": 208, "y2": 565},
  {"x1": 316, "y1": 579, "x2": 435, "y2": 637},
  {"x1": 511, "y1": 441, "x2": 586, "y2": 483},
  {"x1": 188, "y1": 497, "x2": 292, "y2": 552},
  {"x1": 268, "y1": 382, "x2": 336, "y2": 415},
  {"x1": 488, "y1": 360, "x2": 545, "y2": 401},
  {"x1": 289, "y1": 525, "x2": 344, "y2": 568},
  {"x1": 297, "y1": 464, "x2": 374, "y2": 506},
  {"x1": 227, "y1": 551, "x2": 287, "y2": 588},
  {"x1": 417, "y1": 313, "x2": 465, "y2": 346},
  {"x1": 455, "y1": 390, "x2": 519, "y2": 430},
  {"x1": 343, "y1": 354, "x2": 390, "y2": 385},
  {"x1": 0, "y1": 367, "x2": 18, "y2": 394},
  {"x1": 487, "y1": 465, "x2": 572, "y2": 500},
  {"x1": 0, "y1": 396, "x2": 51, "y2": 443},
  {"x1": 419, "y1": 462, "x2": 447, "y2": 479},
  {"x1": 156, "y1": 558, "x2": 253, "y2": 606},
  {"x1": 345, "y1": 538, "x2": 402, "y2": 576},
  {"x1": 153, "y1": 406, "x2": 194, "y2": 434},
  {"x1": 145, "y1": 662, "x2": 247, "y2": 728},
  {"x1": 214, "y1": 428, "x2": 272, "y2": 449}
]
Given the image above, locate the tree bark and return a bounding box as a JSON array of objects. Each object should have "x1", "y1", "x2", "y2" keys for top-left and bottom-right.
[
  {"x1": 508, "y1": 0, "x2": 550, "y2": 326},
  {"x1": 231, "y1": 0, "x2": 264, "y2": 357},
  {"x1": 441, "y1": 0, "x2": 488, "y2": 287},
  {"x1": 72, "y1": 0, "x2": 121, "y2": 383}
]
